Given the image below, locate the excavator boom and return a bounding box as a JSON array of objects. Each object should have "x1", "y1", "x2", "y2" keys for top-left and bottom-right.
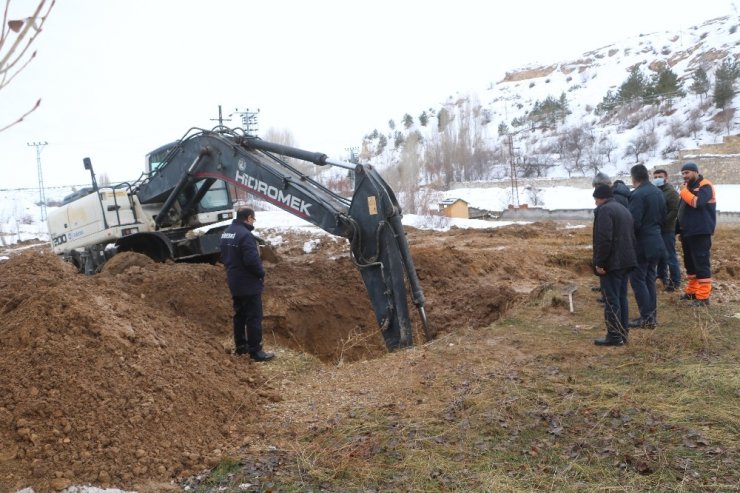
[{"x1": 135, "y1": 128, "x2": 430, "y2": 350}]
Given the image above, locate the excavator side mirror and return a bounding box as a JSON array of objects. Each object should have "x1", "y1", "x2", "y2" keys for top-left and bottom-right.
[{"x1": 83, "y1": 157, "x2": 100, "y2": 195}]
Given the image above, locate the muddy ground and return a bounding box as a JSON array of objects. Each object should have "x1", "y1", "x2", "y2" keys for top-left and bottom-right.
[{"x1": 0, "y1": 222, "x2": 737, "y2": 492}]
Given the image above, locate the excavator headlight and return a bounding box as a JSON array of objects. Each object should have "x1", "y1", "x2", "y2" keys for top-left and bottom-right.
[{"x1": 121, "y1": 227, "x2": 139, "y2": 236}]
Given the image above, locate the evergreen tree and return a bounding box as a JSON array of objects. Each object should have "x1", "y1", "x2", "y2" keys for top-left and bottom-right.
[
  {"x1": 716, "y1": 58, "x2": 739, "y2": 81},
  {"x1": 419, "y1": 111, "x2": 429, "y2": 127},
  {"x1": 713, "y1": 77, "x2": 735, "y2": 109},
  {"x1": 617, "y1": 66, "x2": 649, "y2": 102},
  {"x1": 388, "y1": 119, "x2": 396, "y2": 131},
  {"x1": 376, "y1": 134, "x2": 387, "y2": 156},
  {"x1": 596, "y1": 90, "x2": 619, "y2": 115},
  {"x1": 652, "y1": 67, "x2": 684, "y2": 101},
  {"x1": 497, "y1": 121, "x2": 509, "y2": 136},
  {"x1": 402, "y1": 113, "x2": 414, "y2": 129},
  {"x1": 527, "y1": 95, "x2": 569, "y2": 129},
  {"x1": 511, "y1": 116, "x2": 527, "y2": 128},
  {"x1": 559, "y1": 92, "x2": 570, "y2": 123},
  {"x1": 689, "y1": 67, "x2": 710, "y2": 99},
  {"x1": 713, "y1": 58, "x2": 738, "y2": 109}
]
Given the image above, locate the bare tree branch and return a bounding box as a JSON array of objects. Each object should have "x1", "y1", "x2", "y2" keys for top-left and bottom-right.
[
  {"x1": 0, "y1": 97, "x2": 40, "y2": 133},
  {"x1": 0, "y1": 0, "x2": 55, "y2": 132}
]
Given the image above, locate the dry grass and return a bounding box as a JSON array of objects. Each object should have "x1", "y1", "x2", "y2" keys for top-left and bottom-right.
[
  {"x1": 180, "y1": 223, "x2": 740, "y2": 492},
  {"x1": 185, "y1": 282, "x2": 739, "y2": 493}
]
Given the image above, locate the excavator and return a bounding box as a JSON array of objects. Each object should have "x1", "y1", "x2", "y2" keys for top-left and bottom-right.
[{"x1": 47, "y1": 127, "x2": 431, "y2": 351}]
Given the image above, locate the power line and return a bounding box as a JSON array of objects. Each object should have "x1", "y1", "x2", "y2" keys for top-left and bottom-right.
[
  {"x1": 27, "y1": 141, "x2": 48, "y2": 221},
  {"x1": 210, "y1": 105, "x2": 232, "y2": 127},
  {"x1": 231, "y1": 108, "x2": 260, "y2": 135}
]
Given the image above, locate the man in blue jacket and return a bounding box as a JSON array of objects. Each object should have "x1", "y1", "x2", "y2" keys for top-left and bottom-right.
[
  {"x1": 220, "y1": 207, "x2": 275, "y2": 362},
  {"x1": 627, "y1": 164, "x2": 667, "y2": 329},
  {"x1": 676, "y1": 162, "x2": 717, "y2": 306},
  {"x1": 592, "y1": 184, "x2": 637, "y2": 346}
]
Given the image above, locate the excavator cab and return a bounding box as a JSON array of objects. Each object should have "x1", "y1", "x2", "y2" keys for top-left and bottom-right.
[{"x1": 145, "y1": 142, "x2": 233, "y2": 227}]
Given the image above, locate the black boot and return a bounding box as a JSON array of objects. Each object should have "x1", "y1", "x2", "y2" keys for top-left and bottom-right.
[
  {"x1": 250, "y1": 350, "x2": 275, "y2": 362},
  {"x1": 594, "y1": 334, "x2": 625, "y2": 346},
  {"x1": 628, "y1": 318, "x2": 657, "y2": 329}
]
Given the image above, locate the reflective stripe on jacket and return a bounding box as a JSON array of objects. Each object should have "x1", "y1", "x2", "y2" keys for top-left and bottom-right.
[{"x1": 677, "y1": 176, "x2": 716, "y2": 237}]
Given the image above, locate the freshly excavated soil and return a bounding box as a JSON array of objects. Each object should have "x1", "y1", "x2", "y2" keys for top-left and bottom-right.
[
  {"x1": 0, "y1": 251, "x2": 269, "y2": 492},
  {"x1": 2, "y1": 222, "x2": 736, "y2": 492}
]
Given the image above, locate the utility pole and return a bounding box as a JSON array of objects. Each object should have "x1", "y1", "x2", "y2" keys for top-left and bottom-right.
[
  {"x1": 27, "y1": 141, "x2": 48, "y2": 221},
  {"x1": 210, "y1": 105, "x2": 232, "y2": 127},
  {"x1": 345, "y1": 146, "x2": 359, "y2": 163},
  {"x1": 345, "y1": 146, "x2": 359, "y2": 189},
  {"x1": 232, "y1": 107, "x2": 260, "y2": 135},
  {"x1": 507, "y1": 134, "x2": 519, "y2": 208}
]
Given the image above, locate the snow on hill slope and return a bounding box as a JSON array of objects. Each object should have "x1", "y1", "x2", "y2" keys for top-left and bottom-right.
[{"x1": 360, "y1": 14, "x2": 739, "y2": 193}]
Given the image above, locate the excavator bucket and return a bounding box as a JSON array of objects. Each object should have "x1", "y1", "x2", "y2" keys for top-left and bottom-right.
[{"x1": 347, "y1": 165, "x2": 428, "y2": 350}]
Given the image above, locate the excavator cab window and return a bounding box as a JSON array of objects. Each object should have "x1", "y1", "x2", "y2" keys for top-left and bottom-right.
[
  {"x1": 194, "y1": 180, "x2": 229, "y2": 210},
  {"x1": 146, "y1": 143, "x2": 177, "y2": 173},
  {"x1": 174, "y1": 179, "x2": 231, "y2": 214}
]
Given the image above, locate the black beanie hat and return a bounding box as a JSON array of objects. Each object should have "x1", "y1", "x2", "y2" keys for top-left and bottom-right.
[
  {"x1": 593, "y1": 184, "x2": 613, "y2": 199},
  {"x1": 681, "y1": 162, "x2": 699, "y2": 172}
]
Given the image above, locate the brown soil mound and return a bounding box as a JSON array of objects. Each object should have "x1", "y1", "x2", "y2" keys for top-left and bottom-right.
[
  {"x1": 0, "y1": 251, "x2": 269, "y2": 492},
  {"x1": 100, "y1": 251, "x2": 156, "y2": 274}
]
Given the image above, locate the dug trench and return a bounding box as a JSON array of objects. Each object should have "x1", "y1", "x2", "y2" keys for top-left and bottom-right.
[{"x1": 1, "y1": 222, "x2": 736, "y2": 492}]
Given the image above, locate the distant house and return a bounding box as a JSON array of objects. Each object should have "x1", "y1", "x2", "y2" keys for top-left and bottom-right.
[{"x1": 439, "y1": 198, "x2": 469, "y2": 218}]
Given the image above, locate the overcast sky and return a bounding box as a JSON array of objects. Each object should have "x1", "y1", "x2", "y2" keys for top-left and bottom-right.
[{"x1": 1, "y1": 0, "x2": 737, "y2": 188}]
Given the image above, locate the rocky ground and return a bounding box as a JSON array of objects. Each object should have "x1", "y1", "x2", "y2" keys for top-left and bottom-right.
[{"x1": 0, "y1": 221, "x2": 738, "y2": 492}]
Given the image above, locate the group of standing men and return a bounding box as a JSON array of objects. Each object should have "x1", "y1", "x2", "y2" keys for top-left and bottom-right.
[{"x1": 591, "y1": 162, "x2": 717, "y2": 346}]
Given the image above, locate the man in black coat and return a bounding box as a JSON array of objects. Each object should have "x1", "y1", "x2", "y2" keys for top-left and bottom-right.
[
  {"x1": 627, "y1": 164, "x2": 667, "y2": 329},
  {"x1": 592, "y1": 184, "x2": 638, "y2": 346},
  {"x1": 220, "y1": 207, "x2": 275, "y2": 362}
]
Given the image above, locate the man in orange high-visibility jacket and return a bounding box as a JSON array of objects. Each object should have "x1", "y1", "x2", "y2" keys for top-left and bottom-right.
[{"x1": 676, "y1": 162, "x2": 717, "y2": 306}]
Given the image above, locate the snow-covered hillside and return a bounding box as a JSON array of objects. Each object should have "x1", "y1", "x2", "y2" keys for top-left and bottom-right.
[{"x1": 360, "y1": 14, "x2": 739, "y2": 199}]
